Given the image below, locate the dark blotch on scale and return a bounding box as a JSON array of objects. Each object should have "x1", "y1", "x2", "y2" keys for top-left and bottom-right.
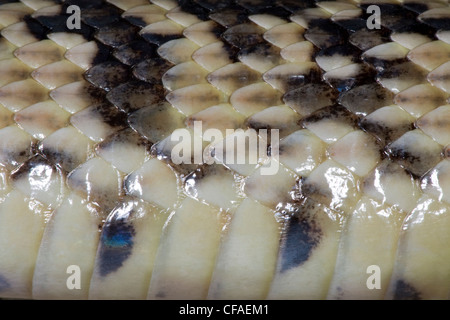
[
  {"x1": 78, "y1": 3, "x2": 122, "y2": 28},
  {"x1": 393, "y1": 280, "x2": 422, "y2": 300},
  {"x1": 394, "y1": 23, "x2": 437, "y2": 41},
  {"x1": 300, "y1": 104, "x2": 360, "y2": 129},
  {"x1": 420, "y1": 16, "x2": 450, "y2": 31},
  {"x1": 284, "y1": 83, "x2": 338, "y2": 116},
  {"x1": 106, "y1": 80, "x2": 166, "y2": 113},
  {"x1": 402, "y1": 2, "x2": 432, "y2": 14},
  {"x1": 209, "y1": 5, "x2": 250, "y2": 28},
  {"x1": 177, "y1": 0, "x2": 210, "y2": 20},
  {"x1": 338, "y1": 83, "x2": 394, "y2": 117},
  {"x1": 304, "y1": 19, "x2": 347, "y2": 50},
  {"x1": 222, "y1": 23, "x2": 265, "y2": 49},
  {"x1": 85, "y1": 60, "x2": 131, "y2": 92},
  {"x1": 277, "y1": 0, "x2": 316, "y2": 13},
  {"x1": 97, "y1": 128, "x2": 151, "y2": 153},
  {"x1": 98, "y1": 209, "x2": 136, "y2": 277},
  {"x1": 95, "y1": 20, "x2": 140, "y2": 48},
  {"x1": 22, "y1": 15, "x2": 49, "y2": 41},
  {"x1": 376, "y1": 61, "x2": 428, "y2": 87},
  {"x1": 332, "y1": 10, "x2": 367, "y2": 33},
  {"x1": 88, "y1": 102, "x2": 129, "y2": 129},
  {"x1": 238, "y1": 42, "x2": 282, "y2": 67},
  {"x1": 277, "y1": 198, "x2": 322, "y2": 273},
  {"x1": 133, "y1": 58, "x2": 174, "y2": 84},
  {"x1": 359, "y1": 117, "x2": 414, "y2": 147},
  {"x1": 40, "y1": 145, "x2": 80, "y2": 173},
  {"x1": 317, "y1": 44, "x2": 361, "y2": 61},
  {"x1": 113, "y1": 40, "x2": 157, "y2": 66},
  {"x1": 64, "y1": 0, "x2": 103, "y2": 9},
  {"x1": 349, "y1": 27, "x2": 391, "y2": 51},
  {"x1": 194, "y1": 0, "x2": 235, "y2": 12},
  {"x1": 325, "y1": 64, "x2": 376, "y2": 93},
  {"x1": 10, "y1": 154, "x2": 56, "y2": 182},
  {"x1": 237, "y1": 0, "x2": 291, "y2": 19}
]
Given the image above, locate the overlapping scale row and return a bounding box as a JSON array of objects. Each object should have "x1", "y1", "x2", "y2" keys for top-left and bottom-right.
[{"x1": 0, "y1": 0, "x2": 449, "y2": 300}]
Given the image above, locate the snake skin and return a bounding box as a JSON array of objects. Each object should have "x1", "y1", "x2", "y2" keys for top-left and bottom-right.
[{"x1": 0, "y1": 0, "x2": 449, "y2": 300}]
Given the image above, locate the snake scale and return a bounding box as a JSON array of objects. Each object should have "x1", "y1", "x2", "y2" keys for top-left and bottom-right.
[{"x1": 0, "y1": 0, "x2": 449, "y2": 300}]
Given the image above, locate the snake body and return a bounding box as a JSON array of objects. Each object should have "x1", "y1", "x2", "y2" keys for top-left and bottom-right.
[{"x1": 0, "y1": 0, "x2": 449, "y2": 300}]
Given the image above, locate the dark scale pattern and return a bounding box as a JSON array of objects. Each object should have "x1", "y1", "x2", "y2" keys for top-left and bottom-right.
[{"x1": 0, "y1": 0, "x2": 449, "y2": 300}]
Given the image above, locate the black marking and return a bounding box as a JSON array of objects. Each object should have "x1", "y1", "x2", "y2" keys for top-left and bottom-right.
[
  {"x1": 64, "y1": 0, "x2": 103, "y2": 9},
  {"x1": 140, "y1": 28, "x2": 183, "y2": 47},
  {"x1": 237, "y1": 0, "x2": 291, "y2": 18},
  {"x1": 265, "y1": 65, "x2": 321, "y2": 93},
  {"x1": 22, "y1": 15, "x2": 48, "y2": 41},
  {"x1": 376, "y1": 61, "x2": 428, "y2": 87},
  {"x1": 300, "y1": 104, "x2": 360, "y2": 129},
  {"x1": 324, "y1": 64, "x2": 376, "y2": 93},
  {"x1": 277, "y1": 0, "x2": 317, "y2": 13},
  {"x1": 317, "y1": 44, "x2": 361, "y2": 60},
  {"x1": 97, "y1": 128, "x2": 151, "y2": 155},
  {"x1": 207, "y1": 63, "x2": 260, "y2": 90},
  {"x1": 78, "y1": 3, "x2": 122, "y2": 28},
  {"x1": 420, "y1": 17, "x2": 450, "y2": 31},
  {"x1": 113, "y1": 40, "x2": 157, "y2": 66},
  {"x1": 402, "y1": 2, "x2": 431, "y2": 14},
  {"x1": 84, "y1": 60, "x2": 131, "y2": 92},
  {"x1": 349, "y1": 27, "x2": 391, "y2": 51},
  {"x1": 237, "y1": 0, "x2": 276, "y2": 12},
  {"x1": 245, "y1": 110, "x2": 301, "y2": 139},
  {"x1": 132, "y1": 57, "x2": 174, "y2": 84},
  {"x1": 362, "y1": 55, "x2": 408, "y2": 73},
  {"x1": 93, "y1": 103, "x2": 128, "y2": 129},
  {"x1": 94, "y1": 20, "x2": 140, "y2": 48},
  {"x1": 194, "y1": 0, "x2": 235, "y2": 12},
  {"x1": 40, "y1": 145, "x2": 81, "y2": 173},
  {"x1": 85, "y1": 83, "x2": 107, "y2": 102},
  {"x1": 338, "y1": 83, "x2": 394, "y2": 117},
  {"x1": 106, "y1": 80, "x2": 166, "y2": 113},
  {"x1": 284, "y1": 83, "x2": 338, "y2": 116},
  {"x1": 122, "y1": 15, "x2": 148, "y2": 28},
  {"x1": 98, "y1": 208, "x2": 136, "y2": 277},
  {"x1": 91, "y1": 42, "x2": 111, "y2": 66},
  {"x1": 238, "y1": 41, "x2": 282, "y2": 67},
  {"x1": 393, "y1": 23, "x2": 437, "y2": 40},
  {"x1": 278, "y1": 198, "x2": 322, "y2": 273},
  {"x1": 359, "y1": 117, "x2": 415, "y2": 146},
  {"x1": 184, "y1": 163, "x2": 232, "y2": 196},
  {"x1": 148, "y1": 140, "x2": 200, "y2": 177},
  {"x1": 222, "y1": 23, "x2": 265, "y2": 48},
  {"x1": 304, "y1": 19, "x2": 347, "y2": 50},
  {"x1": 177, "y1": 0, "x2": 210, "y2": 20},
  {"x1": 332, "y1": 16, "x2": 367, "y2": 33},
  {"x1": 209, "y1": 5, "x2": 249, "y2": 27},
  {"x1": 221, "y1": 41, "x2": 240, "y2": 63},
  {"x1": 10, "y1": 154, "x2": 55, "y2": 183},
  {"x1": 386, "y1": 134, "x2": 443, "y2": 178},
  {"x1": 393, "y1": 280, "x2": 421, "y2": 300},
  {"x1": 0, "y1": 0, "x2": 27, "y2": 3}
]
